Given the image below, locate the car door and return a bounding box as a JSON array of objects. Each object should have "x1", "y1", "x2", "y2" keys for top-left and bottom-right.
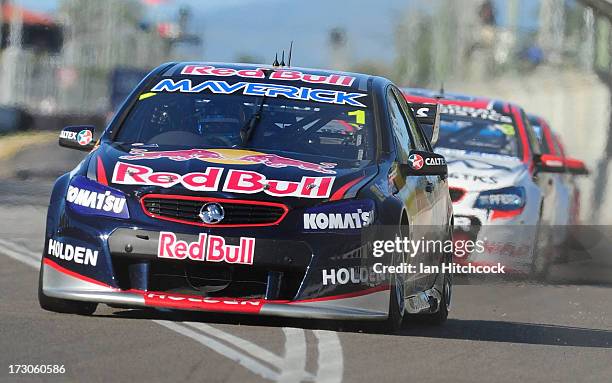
[
  {"x1": 394, "y1": 88, "x2": 446, "y2": 227},
  {"x1": 519, "y1": 108, "x2": 556, "y2": 256},
  {"x1": 386, "y1": 88, "x2": 434, "y2": 292},
  {"x1": 521, "y1": 109, "x2": 553, "y2": 227},
  {"x1": 393, "y1": 87, "x2": 447, "y2": 286}
]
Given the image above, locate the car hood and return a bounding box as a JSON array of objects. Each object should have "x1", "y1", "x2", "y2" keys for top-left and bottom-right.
[
  {"x1": 94, "y1": 143, "x2": 377, "y2": 208},
  {"x1": 436, "y1": 148, "x2": 527, "y2": 192}
]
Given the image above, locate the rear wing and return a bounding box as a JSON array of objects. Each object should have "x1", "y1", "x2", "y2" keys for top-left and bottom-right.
[{"x1": 409, "y1": 102, "x2": 441, "y2": 146}]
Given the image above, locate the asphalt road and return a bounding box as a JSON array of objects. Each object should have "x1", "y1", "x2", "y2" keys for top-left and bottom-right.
[{"x1": 1, "y1": 144, "x2": 612, "y2": 382}]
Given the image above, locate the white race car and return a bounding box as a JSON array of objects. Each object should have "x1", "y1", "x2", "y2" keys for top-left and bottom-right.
[
  {"x1": 529, "y1": 114, "x2": 589, "y2": 261},
  {"x1": 405, "y1": 89, "x2": 566, "y2": 275}
]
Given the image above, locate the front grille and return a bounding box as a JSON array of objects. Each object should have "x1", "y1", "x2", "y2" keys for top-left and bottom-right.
[
  {"x1": 449, "y1": 188, "x2": 466, "y2": 202},
  {"x1": 141, "y1": 195, "x2": 288, "y2": 227},
  {"x1": 111, "y1": 257, "x2": 306, "y2": 300},
  {"x1": 147, "y1": 260, "x2": 305, "y2": 300}
]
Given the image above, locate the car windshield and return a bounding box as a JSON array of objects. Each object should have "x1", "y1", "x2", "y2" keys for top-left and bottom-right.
[
  {"x1": 114, "y1": 87, "x2": 374, "y2": 161},
  {"x1": 436, "y1": 116, "x2": 522, "y2": 158}
]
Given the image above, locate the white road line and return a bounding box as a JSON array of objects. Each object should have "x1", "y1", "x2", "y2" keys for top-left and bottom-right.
[
  {"x1": 0, "y1": 238, "x2": 41, "y2": 261},
  {"x1": 185, "y1": 322, "x2": 314, "y2": 382},
  {"x1": 0, "y1": 241, "x2": 40, "y2": 268},
  {"x1": 279, "y1": 327, "x2": 309, "y2": 383},
  {"x1": 0, "y1": 241, "x2": 284, "y2": 381},
  {"x1": 154, "y1": 320, "x2": 280, "y2": 381},
  {"x1": 313, "y1": 330, "x2": 344, "y2": 383},
  {"x1": 0, "y1": 238, "x2": 344, "y2": 382},
  {"x1": 184, "y1": 322, "x2": 283, "y2": 367}
]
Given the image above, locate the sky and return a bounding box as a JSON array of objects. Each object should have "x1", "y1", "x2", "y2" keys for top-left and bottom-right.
[
  {"x1": 14, "y1": 0, "x2": 263, "y2": 14},
  {"x1": 11, "y1": 0, "x2": 547, "y2": 68}
]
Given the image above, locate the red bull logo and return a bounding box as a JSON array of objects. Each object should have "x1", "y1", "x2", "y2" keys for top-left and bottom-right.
[
  {"x1": 120, "y1": 148, "x2": 222, "y2": 161},
  {"x1": 120, "y1": 148, "x2": 337, "y2": 174},
  {"x1": 238, "y1": 153, "x2": 336, "y2": 174},
  {"x1": 111, "y1": 162, "x2": 335, "y2": 198},
  {"x1": 181, "y1": 65, "x2": 357, "y2": 87},
  {"x1": 158, "y1": 231, "x2": 255, "y2": 265}
]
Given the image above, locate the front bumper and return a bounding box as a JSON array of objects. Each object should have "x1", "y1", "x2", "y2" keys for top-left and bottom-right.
[
  {"x1": 44, "y1": 182, "x2": 396, "y2": 320},
  {"x1": 42, "y1": 258, "x2": 390, "y2": 320},
  {"x1": 451, "y1": 200, "x2": 540, "y2": 273}
]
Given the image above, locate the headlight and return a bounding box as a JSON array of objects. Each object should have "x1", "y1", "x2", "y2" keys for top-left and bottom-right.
[
  {"x1": 66, "y1": 175, "x2": 130, "y2": 219},
  {"x1": 474, "y1": 186, "x2": 525, "y2": 211}
]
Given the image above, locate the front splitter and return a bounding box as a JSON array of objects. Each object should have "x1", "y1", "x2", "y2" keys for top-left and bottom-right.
[{"x1": 41, "y1": 259, "x2": 390, "y2": 321}]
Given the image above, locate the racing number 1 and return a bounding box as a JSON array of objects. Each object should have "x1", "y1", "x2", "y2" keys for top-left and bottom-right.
[{"x1": 348, "y1": 110, "x2": 365, "y2": 125}]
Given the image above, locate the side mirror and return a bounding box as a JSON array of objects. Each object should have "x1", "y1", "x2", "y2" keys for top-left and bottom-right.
[
  {"x1": 401, "y1": 150, "x2": 447, "y2": 176},
  {"x1": 59, "y1": 125, "x2": 96, "y2": 151},
  {"x1": 410, "y1": 102, "x2": 441, "y2": 146},
  {"x1": 564, "y1": 157, "x2": 589, "y2": 175},
  {"x1": 535, "y1": 153, "x2": 565, "y2": 173}
]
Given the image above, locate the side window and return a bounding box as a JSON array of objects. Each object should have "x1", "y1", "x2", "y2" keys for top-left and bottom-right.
[
  {"x1": 393, "y1": 89, "x2": 429, "y2": 151},
  {"x1": 521, "y1": 109, "x2": 541, "y2": 156},
  {"x1": 387, "y1": 90, "x2": 413, "y2": 163},
  {"x1": 532, "y1": 122, "x2": 552, "y2": 154},
  {"x1": 552, "y1": 136, "x2": 564, "y2": 157}
]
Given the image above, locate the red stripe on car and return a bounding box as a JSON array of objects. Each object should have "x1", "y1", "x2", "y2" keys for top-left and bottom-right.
[
  {"x1": 329, "y1": 176, "x2": 365, "y2": 201},
  {"x1": 97, "y1": 156, "x2": 108, "y2": 185}
]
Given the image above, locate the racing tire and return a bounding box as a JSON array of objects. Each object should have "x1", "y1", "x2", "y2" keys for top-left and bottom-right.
[
  {"x1": 365, "y1": 225, "x2": 407, "y2": 334},
  {"x1": 421, "y1": 249, "x2": 452, "y2": 325},
  {"x1": 38, "y1": 257, "x2": 97, "y2": 315},
  {"x1": 365, "y1": 274, "x2": 405, "y2": 334},
  {"x1": 383, "y1": 223, "x2": 411, "y2": 332},
  {"x1": 386, "y1": 274, "x2": 406, "y2": 332},
  {"x1": 421, "y1": 270, "x2": 451, "y2": 325}
]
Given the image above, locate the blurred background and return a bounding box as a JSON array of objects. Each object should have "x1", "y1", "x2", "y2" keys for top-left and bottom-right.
[{"x1": 0, "y1": 0, "x2": 611, "y2": 225}]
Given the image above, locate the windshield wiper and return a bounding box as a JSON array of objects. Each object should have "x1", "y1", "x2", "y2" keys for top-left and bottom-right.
[{"x1": 240, "y1": 95, "x2": 267, "y2": 146}]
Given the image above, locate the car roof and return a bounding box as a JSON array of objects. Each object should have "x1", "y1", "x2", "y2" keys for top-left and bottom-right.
[
  {"x1": 527, "y1": 113, "x2": 548, "y2": 125},
  {"x1": 402, "y1": 87, "x2": 517, "y2": 114},
  {"x1": 159, "y1": 62, "x2": 385, "y2": 92}
]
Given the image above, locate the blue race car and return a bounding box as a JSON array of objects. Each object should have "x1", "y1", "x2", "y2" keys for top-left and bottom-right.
[{"x1": 39, "y1": 62, "x2": 453, "y2": 330}]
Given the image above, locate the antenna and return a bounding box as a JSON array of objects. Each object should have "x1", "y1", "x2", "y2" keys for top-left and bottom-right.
[
  {"x1": 280, "y1": 50, "x2": 286, "y2": 67},
  {"x1": 438, "y1": 82, "x2": 445, "y2": 98},
  {"x1": 288, "y1": 41, "x2": 293, "y2": 67},
  {"x1": 261, "y1": 67, "x2": 273, "y2": 79},
  {"x1": 272, "y1": 53, "x2": 280, "y2": 67}
]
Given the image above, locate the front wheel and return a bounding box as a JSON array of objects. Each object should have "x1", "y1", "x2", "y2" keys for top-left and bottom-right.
[
  {"x1": 365, "y1": 274, "x2": 405, "y2": 334},
  {"x1": 421, "y1": 269, "x2": 451, "y2": 325},
  {"x1": 419, "y1": 232, "x2": 452, "y2": 325},
  {"x1": 38, "y1": 257, "x2": 97, "y2": 315},
  {"x1": 386, "y1": 274, "x2": 406, "y2": 331}
]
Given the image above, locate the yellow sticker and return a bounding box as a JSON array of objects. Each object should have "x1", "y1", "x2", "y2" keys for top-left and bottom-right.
[
  {"x1": 497, "y1": 124, "x2": 515, "y2": 136},
  {"x1": 138, "y1": 92, "x2": 157, "y2": 100},
  {"x1": 348, "y1": 110, "x2": 365, "y2": 125}
]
